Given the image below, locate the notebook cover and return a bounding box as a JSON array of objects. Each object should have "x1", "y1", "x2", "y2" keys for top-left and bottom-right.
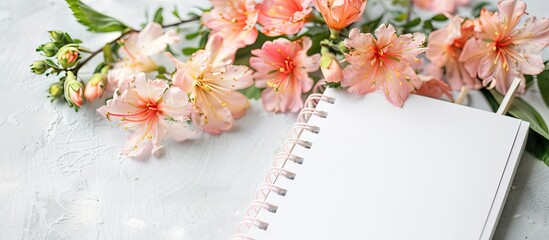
[{"x1": 247, "y1": 88, "x2": 529, "y2": 240}]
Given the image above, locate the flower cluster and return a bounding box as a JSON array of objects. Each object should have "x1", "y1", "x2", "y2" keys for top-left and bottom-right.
[{"x1": 30, "y1": 0, "x2": 549, "y2": 160}]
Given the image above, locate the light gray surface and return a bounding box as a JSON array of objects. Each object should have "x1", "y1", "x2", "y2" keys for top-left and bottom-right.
[{"x1": 0, "y1": 0, "x2": 548, "y2": 239}]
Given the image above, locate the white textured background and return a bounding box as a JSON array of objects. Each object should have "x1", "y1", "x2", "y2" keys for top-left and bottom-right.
[{"x1": 0, "y1": 0, "x2": 548, "y2": 239}]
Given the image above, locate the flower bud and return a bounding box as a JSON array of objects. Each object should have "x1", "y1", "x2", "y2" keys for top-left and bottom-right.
[
  {"x1": 48, "y1": 82, "x2": 64, "y2": 100},
  {"x1": 57, "y1": 45, "x2": 80, "y2": 69},
  {"x1": 49, "y1": 30, "x2": 65, "y2": 42},
  {"x1": 84, "y1": 73, "x2": 107, "y2": 102},
  {"x1": 64, "y1": 71, "x2": 84, "y2": 109},
  {"x1": 320, "y1": 53, "x2": 343, "y2": 83},
  {"x1": 338, "y1": 41, "x2": 349, "y2": 54},
  {"x1": 30, "y1": 60, "x2": 48, "y2": 75},
  {"x1": 39, "y1": 42, "x2": 58, "y2": 57}
]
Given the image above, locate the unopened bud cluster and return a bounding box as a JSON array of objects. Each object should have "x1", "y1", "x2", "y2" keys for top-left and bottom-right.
[{"x1": 31, "y1": 31, "x2": 83, "y2": 76}]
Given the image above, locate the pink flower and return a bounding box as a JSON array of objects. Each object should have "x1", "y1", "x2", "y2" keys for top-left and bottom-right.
[
  {"x1": 460, "y1": 0, "x2": 549, "y2": 93},
  {"x1": 250, "y1": 37, "x2": 320, "y2": 113},
  {"x1": 97, "y1": 73, "x2": 197, "y2": 158},
  {"x1": 426, "y1": 16, "x2": 481, "y2": 90},
  {"x1": 258, "y1": 0, "x2": 312, "y2": 36},
  {"x1": 312, "y1": 0, "x2": 368, "y2": 31},
  {"x1": 108, "y1": 23, "x2": 179, "y2": 93},
  {"x1": 342, "y1": 25, "x2": 426, "y2": 107},
  {"x1": 416, "y1": 75, "x2": 454, "y2": 101},
  {"x1": 413, "y1": 0, "x2": 469, "y2": 13},
  {"x1": 202, "y1": 0, "x2": 258, "y2": 49},
  {"x1": 167, "y1": 35, "x2": 253, "y2": 135}
]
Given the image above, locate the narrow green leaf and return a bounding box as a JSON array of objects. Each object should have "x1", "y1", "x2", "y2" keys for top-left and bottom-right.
[
  {"x1": 402, "y1": 17, "x2": 421, "y2": 28},
  {"x1": 43, "y1": 59, "x2": 61, "y2": 69},
  {"x1": 489, "y1": 89, "x2": 549, "y2": 140},
  {"x1": 182, "y1": 48, "x2": 198, "y2": 56},
  {"x1": 153, "y1": 7, "x2": 164, "y2": 25},
  {"x1": 238, "y1": 85, "x2": 261, "y2": 100},
  {"x1": 172, "y1": 6, "x2": 182, "y2": 20},
  {"x1": 472, "y1": 2, "x2": 491, "y2": 18},
  {"x1": 537, "y1": 70, "x2": 549, "y2": 108},
  {"x1": 102, "y1": 43, "x2": 114, "y2": 63},
  {"x1": 165, "y1": 45, "x2": 177, "y2": 56},
  {"x1": 66, "y1": 0, "x2": 130, "y2": 32},
  {"x1": 423, "y1": 20, "x2": 434, "y2": 31},
  {"x1": 188, "y1": 12, "x2": 202, "y2": 19},
  {"x1": 326, "y1": 82, "x2": 341, "y2": 89},
  {"x1": 361, "y1": 15, "x2": 383, "y2": 34},
  {"x1": 431, "y1": 14, "x2": 448, "y2": 21},
  {"x1": 93, "y1": 62, "x2": 109, "y2": 74},
  {"x1": 524, "y1": 74, "x2": 534, "y2": 89},
  {"x1": 393, "y1": 12, "x2": 408, "y2": 22},
  {"x1": 481, "y1": 89, "x2": 549, "y2": 166},
  {"x1": 525, "y1": 130, "x2": 549, "y2": 166},
  {"x1": 198, "y1": 32, "x2": 210, "y2": 49},
  {"x1": 185, "y1": 32, "x2": 200, "y2": 40}
]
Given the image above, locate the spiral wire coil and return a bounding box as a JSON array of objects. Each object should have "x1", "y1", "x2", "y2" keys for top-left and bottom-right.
[{"x1": 232, "y1": 93, "x2": 335, "y2": 239}]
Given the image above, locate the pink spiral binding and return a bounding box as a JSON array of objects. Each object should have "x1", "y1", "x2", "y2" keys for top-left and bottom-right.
[{"x1": 232, "y1": 93, "x2": 335, "y2": 239}]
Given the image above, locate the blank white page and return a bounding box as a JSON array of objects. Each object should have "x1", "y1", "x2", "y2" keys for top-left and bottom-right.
[{"x1": 247, "y1": 88, "x2": 528, "y2": 240}]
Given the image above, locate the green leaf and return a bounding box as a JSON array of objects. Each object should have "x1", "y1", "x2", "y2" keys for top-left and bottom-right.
[
  {"x1": 431, "y1": 14, "x2": 448, "y2": 21},
  {"x1": 238, "y1": 85, "x2": 261, "y2": 100},
  {"x1": 153, "y1": 7, "x2": 164, "y2": 25},
  {"x1": 525, "y1": 130, "x2": 549, "y2": 166},
  {"x1": 423, "y1": 20, "x2": 434, "y2": 31},
  {"x1": 401, "y1": 17, "x2": 421, "y2": 29},
  {"x1": 172, "y1": 6, "x2": 182, "y2": 20},
  {"x1": 198, "y1": 32, "x2": 210, "y2": 49},
  {"x1": 234, "y1": 32, "x2": 277, "y2": 65},
  {"x1": 537, "y1": 70, "x2": 549, "y2": 108},
  {"x1": 182, "y1": 47, "x2": 198, "y2": 56},
  {"x1": 525, "y1": 74, "x2": 534, "y2": 89},
  {"x1": 361, "y1": 15, "x2": 383, "y2": 34},
  {"x1": 481, "y1": 89, "x2": 549, "y2": 166},
  {"x1": 66, "y1": 0, "x2": 130, "y2": 32},
  {"x1": 43, "y1": 59, "x2": 61, "y2": 69},
  {"x1": 488, "y1": 89, "x2": 549, "y2": 140},
  {"x1": 102, "y1": 43, "x2": 114, "y2": 63},
  {"x1": 165, "y1": 45, "x2": 177, "y2": 56},
  {"x1": 93, "y1": 62, "x2": 109, "y2": 74},
  {"x1": 393, "y1": 12, "x2": 408, "y2": 22},
  {"x1": 326, "y1": 82, "x2": 341, "y2": 88},
  {"x1": 472, "y1": 2, "x2": 491, "y2": 18},
  {"x1": 185, "y1": 32, "x2": 200, "y2": 40}
]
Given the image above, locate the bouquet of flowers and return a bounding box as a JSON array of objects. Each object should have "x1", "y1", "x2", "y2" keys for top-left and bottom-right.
[{"x1": 30, "y1": 0, "x2": 549, "y2": 164}]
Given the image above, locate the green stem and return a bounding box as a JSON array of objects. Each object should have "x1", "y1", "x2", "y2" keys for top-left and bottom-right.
[{"x1": 406, "y1": 0, "x2": 414, "y2": 22}]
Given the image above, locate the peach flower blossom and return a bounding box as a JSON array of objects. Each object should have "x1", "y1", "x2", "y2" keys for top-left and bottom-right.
[
  {"x1": 413, "y1": 0, "x2": 469, "y2": 14},
  {"x1": 460, "y1": 0, "x2": 549, "y2": 93},
  {"x1": 312, "y1": 0, "x2": 367, "y2": 31},
  {"x1": 342, "y1": 25, "x2": 426, "y2": 107},
  {"x1": 416, "y1": 75, "x2": 454, "y2": 101},
  {"x1": 108, "y1": 23, "x2": 179, "y2": 93},
  {"x1": 97, "y1": 73, "x2": 197, "y2": 158},
  {"x1": 426, "y1": 16, "x2": 481, "y2": 90},
  {"x1": 167, "y1": 35, "x2": 253, "y2": 135},
  {"x1": 202, "y1": 0, "x2": 258, "y2": 49},
  {"x1": 250, "y1": 37, "x2": 320, "y2": 113},
  {"x1": 258, "y1": 0, "x2": 312, "y2": 36}
]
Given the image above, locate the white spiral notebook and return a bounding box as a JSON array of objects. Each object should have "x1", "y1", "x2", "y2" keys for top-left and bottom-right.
[{"x1": 234, "y1": 88, "x2": 530, "y2": 240}]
